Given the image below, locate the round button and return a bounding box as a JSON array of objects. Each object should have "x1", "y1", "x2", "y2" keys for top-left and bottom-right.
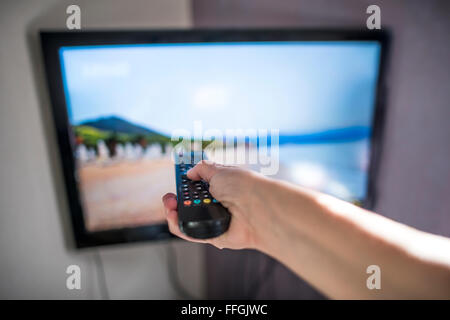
[
  {"x1": 193, "y1": 199, "x2": 201, "y2": 204},
  {"x1": 183, "y1": 200, "x2": 191, "y2": 206},
  {"x1": 203, "y1": 199, "x2": 211, "y2": 204}
]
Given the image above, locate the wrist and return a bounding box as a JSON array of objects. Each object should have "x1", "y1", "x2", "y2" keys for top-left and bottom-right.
[
  {"x1": 247, "y1": 174, "x2": 323, "y2": 257},
  {"x1": 243, "y1": 172, "x2": 288, "y2": 253}
]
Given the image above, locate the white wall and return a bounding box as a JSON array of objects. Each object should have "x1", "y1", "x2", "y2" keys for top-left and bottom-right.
[{"x1": 0, "y1": 0, "x2": 206, "y2": 299}]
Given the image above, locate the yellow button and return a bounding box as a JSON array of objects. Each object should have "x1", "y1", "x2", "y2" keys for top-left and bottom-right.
[{"x1": 203, "y1": 198, "x2": 211, "y2": 204}]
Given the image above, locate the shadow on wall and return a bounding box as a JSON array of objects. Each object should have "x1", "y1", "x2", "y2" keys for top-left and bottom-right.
[{"x1": 193, "y1": 0, "x2": 450, "y2": 299}]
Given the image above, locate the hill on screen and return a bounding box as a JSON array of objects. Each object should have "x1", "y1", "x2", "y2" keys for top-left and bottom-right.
[{"x1": 80, "y1": 116, "x2": 164, "y2": 137}]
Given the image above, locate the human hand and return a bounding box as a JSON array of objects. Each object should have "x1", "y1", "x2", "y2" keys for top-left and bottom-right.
[{"x1": 162, "y1": 160, "x2": 267, "y2": 250}]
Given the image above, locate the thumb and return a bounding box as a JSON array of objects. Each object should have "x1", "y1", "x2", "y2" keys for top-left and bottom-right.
[{"x1": 187, "y1": 160, "x2": 219, "y2": 182}]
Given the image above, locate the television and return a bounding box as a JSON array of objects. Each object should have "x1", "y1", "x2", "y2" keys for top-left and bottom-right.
[{"x1": 40, "y1": 29, "x2": 389, "y2": 248}]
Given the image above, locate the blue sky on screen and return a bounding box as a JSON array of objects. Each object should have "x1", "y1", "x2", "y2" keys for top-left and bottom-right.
[{"x1": 60, "y1": 42, "x2": 380, "y2": 136}]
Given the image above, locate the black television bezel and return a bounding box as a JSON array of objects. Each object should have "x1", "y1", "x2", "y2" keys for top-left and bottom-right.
[{"x1": 40, "y1": 29, "x2": 389, "y2": 248}]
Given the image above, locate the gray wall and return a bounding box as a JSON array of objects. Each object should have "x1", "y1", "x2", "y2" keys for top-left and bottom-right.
[
  {"x1": 0, "y1": 0, "x2": 207, "y2": 299},
  {"x1": 193, "y1": 0, "x2": 450, "y2": 298}
]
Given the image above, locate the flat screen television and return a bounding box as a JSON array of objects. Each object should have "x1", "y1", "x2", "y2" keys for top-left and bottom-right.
[{"x1": 40, "y1": 29, "x2": 389, "y2": 248}]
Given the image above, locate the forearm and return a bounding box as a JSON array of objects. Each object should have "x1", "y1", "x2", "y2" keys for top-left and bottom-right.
[{"x1": 249, "y1": 175, "x2": 450, "y2": 299}]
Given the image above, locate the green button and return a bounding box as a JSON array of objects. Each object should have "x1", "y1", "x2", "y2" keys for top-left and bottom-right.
[{"x1": 193, "y1": 199, "x2": 201, "y2": 204}]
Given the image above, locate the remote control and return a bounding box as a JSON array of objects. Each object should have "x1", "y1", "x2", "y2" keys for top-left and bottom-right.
[{"x1": 174, "y1": 152, "x2": 231, "y2": 239}]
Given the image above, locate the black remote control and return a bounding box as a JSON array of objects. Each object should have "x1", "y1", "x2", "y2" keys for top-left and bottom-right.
[{"x1": 174, "y1": 152, "x2": 231, "y2": 239}]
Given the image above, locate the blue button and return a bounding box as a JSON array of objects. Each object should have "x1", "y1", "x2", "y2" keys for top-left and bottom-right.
[
  {"x1": 212, "y1": 199, "x2": 218, "y2": 203},
  {"x1": 193, "y1": 199, "x2": 201, "y2": 204}
]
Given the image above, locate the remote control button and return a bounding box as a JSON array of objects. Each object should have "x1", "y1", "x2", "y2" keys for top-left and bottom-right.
[
  {"x1": 203, "y1": 199, "x2": 211, "y2": 204},
  {"x1": 183, "y1": 200, "x2": 191, "y2": 206},
  {"x1": 212, "y1": 199, "x2": 218, "y2": 203},
  {"x1": 193, "y1": 195, "x2": 199, "y2": 199},
  {"x1": 202, "y1": 190, "x2": 208, "y2": 194},
  {"x1": 203, "y1": 194, "x2": 210, "y2": 198},
  {"x1": 193, "y1": 199, "x2": 201, "y2": 205},
  {"x1": 195, "y1": 186, "x2": 202, "y2": 190},
  {"x1": 182, "y1": 184, "x2": 188, "y2": 188},
  {"x1": 181, "y1": 175, "x2": 188, "y2": 179},
  {"x1": 193, "y1": 191, "x2": 199, "y2": 195}
]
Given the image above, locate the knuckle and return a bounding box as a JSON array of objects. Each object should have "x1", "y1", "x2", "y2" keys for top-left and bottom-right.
[{"x1": 200, "y1": 159, "x2": 213, "y2": 167}]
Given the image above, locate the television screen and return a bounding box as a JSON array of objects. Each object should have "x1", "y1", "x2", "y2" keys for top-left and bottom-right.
[
  {"x1": 42, "y1": 30, "x2": 386, "y2": 246},
  {"x1": 59, "y1": 40, "x2": 381, "y2": 232}
]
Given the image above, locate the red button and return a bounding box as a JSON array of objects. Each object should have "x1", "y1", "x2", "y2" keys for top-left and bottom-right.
[{"x1": 183, "y1": 200, "x2": 191, "y2": 206}]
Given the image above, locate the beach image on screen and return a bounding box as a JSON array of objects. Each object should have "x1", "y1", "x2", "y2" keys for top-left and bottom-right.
[{"x1": 60, "y1": 42, "x2": 381, "y2": 232}]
